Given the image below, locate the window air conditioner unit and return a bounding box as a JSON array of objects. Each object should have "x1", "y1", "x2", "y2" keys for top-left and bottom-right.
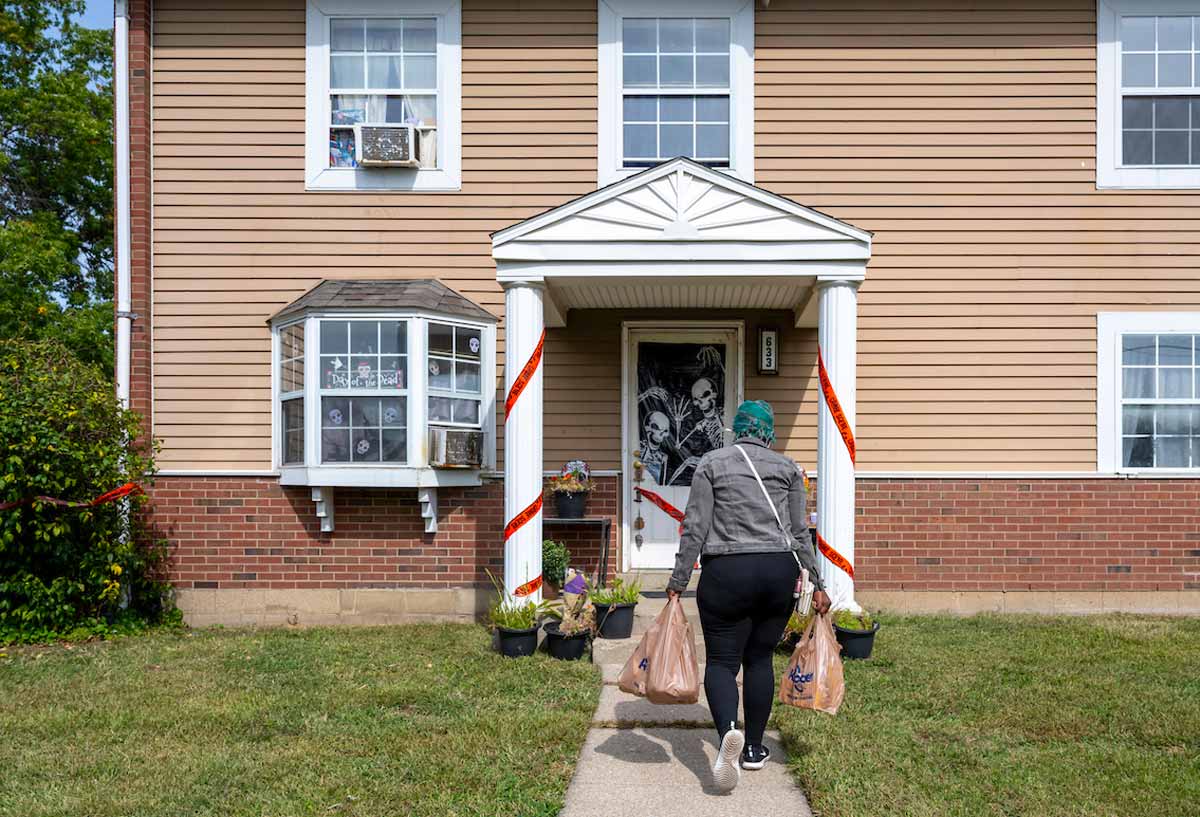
[
  {"x1": 354, "y1": 123, "x2": 420, "y2": 167},
  {"x1": 429, "y1": 427, "x2": 484, "y2": 469}
]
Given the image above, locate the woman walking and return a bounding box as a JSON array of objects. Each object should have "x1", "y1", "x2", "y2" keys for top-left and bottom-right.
[{"x1": 665, "y1": 400, "x2": 831, "y2": 793}]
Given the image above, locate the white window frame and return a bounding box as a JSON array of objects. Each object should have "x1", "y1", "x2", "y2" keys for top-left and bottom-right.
[
  {"x1": 598, "y1": 0, "x2": 754, "y2": 187},
  {"x1": 305, "y1": 0, "x2": 462, "y2": 191},
  {"x1": 1097, "y1": 0, "x2": 1200, "y2": 188},
  {"x1": 1097, "y1": 311, "x2": 1200, "y2": 473},
  {"x1": 270, "y1": 311, "x2": 497, "y2": 487}
]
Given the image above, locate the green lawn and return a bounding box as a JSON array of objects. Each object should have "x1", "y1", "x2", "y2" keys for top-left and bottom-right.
[
  {"x1": 0, "y1": 624, "x2": 600, "y2": 817},
  {"x1": 774, "y1": 614, "x2": 1200, "y2": 817}
]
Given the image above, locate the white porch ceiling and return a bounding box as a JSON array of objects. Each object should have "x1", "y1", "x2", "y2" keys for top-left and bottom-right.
[{"x1": 546, "y1": 276, "x2": 816, "y2": 320}]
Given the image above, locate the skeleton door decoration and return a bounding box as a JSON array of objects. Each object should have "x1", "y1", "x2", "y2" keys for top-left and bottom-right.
[{"x1": 626, "y1": 328, "x2": 741, "y2": 570}]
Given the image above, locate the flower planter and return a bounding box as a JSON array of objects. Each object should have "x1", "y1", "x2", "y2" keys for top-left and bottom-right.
[
  {"x1": 496, "y1": 625, "x2": 539, "y2": 658},
  {"x1": 554, "y1": 491, "x2": 588, "y2": 518},
  {"x1": 543, "y1": 620, "x2": 590, "y2": 661},
  {"x1": 833, "y1": 621, "x2": 879, "y2": 660},
  {"x1": 593, "y1": 602, "x2": 636, "y2": 639},
  {"x1": 542, "y1": 582, "x2": 560, "y2": 601}
]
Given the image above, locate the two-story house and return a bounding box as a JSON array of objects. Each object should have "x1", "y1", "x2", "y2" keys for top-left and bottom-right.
[{"x1": 112, "y1": 0, "x2": 1200, "y2": 625}]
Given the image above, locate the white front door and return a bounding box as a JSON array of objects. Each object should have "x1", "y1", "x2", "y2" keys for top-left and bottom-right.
[{"x1": 623, "y1": 325, "x2": 743, "y2": 570}]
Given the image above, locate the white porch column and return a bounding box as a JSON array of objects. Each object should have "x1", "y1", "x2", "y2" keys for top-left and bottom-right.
[
  {"x1": 816, "y1": 278, "x2": 861, "y2": 611},
  {"x1": 502, "y1": 282, "x2": 545, "y2": 604}
]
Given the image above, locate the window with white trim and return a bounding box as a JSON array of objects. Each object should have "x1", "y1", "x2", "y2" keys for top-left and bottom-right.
[
  {"x1": 1098, "y1": 312, "x2": 1200, "y2": 472},
  {"x1": 1098, "y1": 1, "x2": 1200, "y2": 187},
  {"x1": 598, "y1": 0, "x2": 754, "y2": 186},
  {"x1": 305, "y1": 0, "x2": 461, "y2": 191}
]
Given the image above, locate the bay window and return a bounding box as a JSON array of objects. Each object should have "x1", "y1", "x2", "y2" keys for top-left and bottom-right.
[{"x1": 270, "y1": 280, "x2": 496, "y2": 487}]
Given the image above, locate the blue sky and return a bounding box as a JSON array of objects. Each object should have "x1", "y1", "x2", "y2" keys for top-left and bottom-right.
[{"x1": 79, "y1": 0, "x2": 112, "y2": 30}]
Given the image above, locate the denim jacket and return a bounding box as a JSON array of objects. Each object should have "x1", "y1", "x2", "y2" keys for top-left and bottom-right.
[{"x1": 667, "y1": 437, "x2": 824, "y2": 594}]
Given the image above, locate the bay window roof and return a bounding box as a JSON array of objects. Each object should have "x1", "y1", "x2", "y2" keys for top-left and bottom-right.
[{"x1": 270, "y1": 279, "x2": 496, "y2": 325}]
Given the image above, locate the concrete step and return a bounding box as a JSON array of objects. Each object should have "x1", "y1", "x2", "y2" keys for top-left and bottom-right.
[
  {"x1": 592, "y1": 685, "x2": 712, "y2": 727},
  {"x1": 559, "y1": 728, "x2": 811, "y2": 817}
]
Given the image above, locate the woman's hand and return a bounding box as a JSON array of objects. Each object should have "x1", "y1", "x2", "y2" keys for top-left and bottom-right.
[
  {"x1": 812, "y1": 590, "x2": 831, "y2": 615},
  {"x1": 666, "y1": 589, "x2": 681, "y2": 602}
]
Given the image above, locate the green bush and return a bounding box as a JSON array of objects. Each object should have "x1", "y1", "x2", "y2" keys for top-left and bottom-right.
[
  {"x1": 0, "y1": 340, "x2": 170, "y2": 643},
  {"x1": 542, "y1": 538, "x2": 569, "y2": 587}
]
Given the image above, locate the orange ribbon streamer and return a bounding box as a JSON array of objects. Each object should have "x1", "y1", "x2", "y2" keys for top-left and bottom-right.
[
  {"x1": 504, "y1": 329, "x2": 545, "y2": 421},
  {"x1": 512, "y1": 574, "x2": 544, "y2": 597},
  {"x1": 0, "y1": 482, "x2": 143, "y2": 513},
  {"x1": 503, "y1": 494, "x2": 543, "y2": 542},
  {"x1": 816, "y1": 531, "x2": 855, "y2": 579},
  {"x1": 817, "y1": 346, "x2": 856, "y2": 466}
]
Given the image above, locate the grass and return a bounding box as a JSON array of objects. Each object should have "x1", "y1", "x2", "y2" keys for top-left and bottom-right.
[
  {"x1": 0, "y1": 624, "x2": 600, "y2": 817},
  {"x1": 774, "y1": 614, "x2": 1200, "y2": 817}
]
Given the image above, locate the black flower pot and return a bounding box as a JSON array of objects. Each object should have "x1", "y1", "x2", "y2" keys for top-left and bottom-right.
[
  {"x1": 543, "y1": 620, "x2": 590, "y2": 661},
  {"x1": 554, "y1": 491, "x2": 588, "y2": 518},
  {"x1": 594, "y1": 602, "x2": 636, "y2": 639},
  {"x1": 496, "y1": 625, "x2": 538, "y2": 658},
  {"x1": 833, "y1": 621, "x2": 880, "y2": 660}
]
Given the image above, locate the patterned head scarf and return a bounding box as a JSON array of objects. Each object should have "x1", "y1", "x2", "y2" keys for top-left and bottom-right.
[{"x1": 732, "y1": 399, "x2": 775, "y2": 446}]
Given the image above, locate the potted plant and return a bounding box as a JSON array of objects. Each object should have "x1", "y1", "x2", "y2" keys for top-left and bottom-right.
[
  {"x1": 590, "y1": 575, "x2": 642, "y2": 639},
  {"x1": 542, "y1": 569, "x2": 593, "y2": 661},
  {"x1": 542, "y1": 538, "x2": 570, "y2": 600},
  {"x1": 779, "y1": 609, "x2": 814, "y2": 652},
  {"x1": 549, "y1": 459, "x2": 593, "y2": 518},
  {"x1": 831, "y1": 608, "x2": 880, "y2": 660},
  {"x1": 486, "y1": 570, "x2": 544, "y2": 658}
]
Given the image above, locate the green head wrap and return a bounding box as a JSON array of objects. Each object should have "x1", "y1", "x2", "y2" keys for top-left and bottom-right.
[{"x1": 732, "y1": 399, "x2": 775, "y2": 446}]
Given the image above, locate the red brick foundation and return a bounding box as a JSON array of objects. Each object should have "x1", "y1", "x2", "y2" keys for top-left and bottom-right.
[
  {"x1": 856, "y1": 479, "x2": 1200, "y2": 592},
  {"x1": 152, "y1": 475, "x2": 1200, "y2": 600},
  {"x1": 153, "y1": 476, "x2": 620, "y2": 590}
]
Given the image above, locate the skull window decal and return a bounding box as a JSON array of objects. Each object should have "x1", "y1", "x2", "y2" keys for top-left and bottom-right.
[{"x1": 636, "y1": 342, "x2": 727, "y2": 486}]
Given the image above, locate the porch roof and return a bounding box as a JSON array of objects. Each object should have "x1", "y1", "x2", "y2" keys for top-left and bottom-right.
[{"x1": 491, "y1": 158, "x2": 871, "y2": 327}]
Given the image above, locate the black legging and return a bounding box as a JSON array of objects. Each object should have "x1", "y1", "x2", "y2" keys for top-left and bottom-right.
[{"x1": 696, "y1": 551, "x2": 798, "y2": 746}]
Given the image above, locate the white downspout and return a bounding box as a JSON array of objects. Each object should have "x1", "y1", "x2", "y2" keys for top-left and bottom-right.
[{"x1": 114, "y1": 0, "x2": 132, "y2": 408}]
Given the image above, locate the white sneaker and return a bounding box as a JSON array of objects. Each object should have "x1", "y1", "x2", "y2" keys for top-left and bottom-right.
[{"x1": 712, "y1": 725, "x2": 745, "y2": 793}]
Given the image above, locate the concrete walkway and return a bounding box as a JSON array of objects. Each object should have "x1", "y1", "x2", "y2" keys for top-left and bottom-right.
[{"x1": 558, "y1": 597, "x2": 813, "y2": 817}]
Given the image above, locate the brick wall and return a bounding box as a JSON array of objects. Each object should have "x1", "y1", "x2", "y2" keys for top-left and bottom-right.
[
  {"x1": 153, "y1": 476, "x2": 620, "y2": 590},
  {"x1": 153, "y1": 475, "x2": 1200, "y2": 594},
  {"x1": 856, "y1": 479, "x2": 1200, "y2": 592},
  {"x1": 124, "y1": 0, "x2": 152, "y2": 432}
]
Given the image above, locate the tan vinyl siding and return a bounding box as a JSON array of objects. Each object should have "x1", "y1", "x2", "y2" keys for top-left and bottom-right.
[
  {"x1": 152, "y1": 0, "x2": 1200, "y2": 472},
  {"x1": 151, "y1": 0, "x2": 600, "y2": 469}
]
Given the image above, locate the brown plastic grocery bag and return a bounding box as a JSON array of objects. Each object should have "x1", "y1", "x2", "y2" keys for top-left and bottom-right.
[
  {"x1": 778, "y1": 612, "x2": 845, "y2": 715},
  {"x1": 618, "y1": 597, "x2": 700, "y2": 704},
  {"x1": 647, "y1": 597, "x2": 700, "y2": 704}
]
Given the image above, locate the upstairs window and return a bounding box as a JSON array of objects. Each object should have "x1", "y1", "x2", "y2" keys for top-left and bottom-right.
[
  {"x1": 305, "y1": 0, "x2": 462, "y2": 191},
  {"x1": 1098, "y1": 313, "x2": 1200, "y2": 472},
  {"x1": 1098, "y1": 2, "x2": 1200, "y2": 187},
  {"x1": 598, "y1": 0, "x2": 754, "y2": 186},
  {"x1": 328, "y1": 18, "x2": 438, "y2": 169},
  {"x1": 621, "y1": 18, "x2": 731, "y2": 168}
]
